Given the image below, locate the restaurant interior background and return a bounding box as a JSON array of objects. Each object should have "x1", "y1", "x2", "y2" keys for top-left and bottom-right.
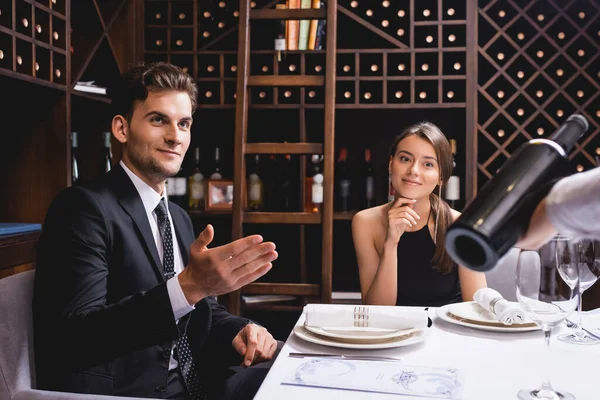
[{"x1": 1, "y1": 0, "x2": 599, "y2": 339}]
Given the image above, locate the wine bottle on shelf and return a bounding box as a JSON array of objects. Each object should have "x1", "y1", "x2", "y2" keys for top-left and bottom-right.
[
  {"x1": 304, "y1": 154, "x2": 323, "y2": 213},
  {"x1": 102, "y1": 131, "x2": 112, "y2": 174},
  {"x1": 264, "y1": 155, "x2": 277, "y2": 211},
  {"x1": 445, "y1": 139, "x2": 460, "y2": 208},
  {"x1": 274, "y1": 4, "x2": 286, "y2": 62},
  {"x1": 364, "y1": 148, "x2": 375, "y2": 208},
  {"x1": 278, "y1": 154, "x2": 293, "y2": 211},
  {"x1": 210, "y1": 146, "x2": 223, "y2": 179},
  {"x1": 335, "y1": 148, "x2": 351, "y2": 212},
  {"x1": 247, "y1": 155, "x2": 264, "y2": 211},
  {"x1": 188, "y1": 147, "x2": 205, "y2": 210},
  {"x1": 167, "y1": 167, "x2": 188, "y2": 209},
  {"x1": 71, "y1": 131, "x2": 79, "y2": 185}
]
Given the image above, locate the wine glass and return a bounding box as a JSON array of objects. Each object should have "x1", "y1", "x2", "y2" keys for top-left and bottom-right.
[
  {"x1": 558, "y1": 238, "x2": 600, "y2": 345},
  {"x1": 516, "y1": 235, "x2": 580, "y2": 400}
]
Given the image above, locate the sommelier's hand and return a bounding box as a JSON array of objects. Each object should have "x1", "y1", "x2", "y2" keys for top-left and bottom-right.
[
  {"x1": 232, "y1": 323, "x2": 278, "y2": 367},
  {"x1": 385, "y1": 197, "x2": 420, "y2": 245},
  {"x1": 178, "y1": 224, "x2": 278, "y2": 304}
]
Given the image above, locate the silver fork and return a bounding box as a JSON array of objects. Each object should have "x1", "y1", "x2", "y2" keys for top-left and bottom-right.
[{"x1": 288, "y1": 352, "x2": 401, "y2": 362}]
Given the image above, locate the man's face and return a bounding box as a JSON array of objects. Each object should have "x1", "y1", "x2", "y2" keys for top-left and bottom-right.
[{"x1": 120, "y1": 90, "x2": 193, "y2": 185}]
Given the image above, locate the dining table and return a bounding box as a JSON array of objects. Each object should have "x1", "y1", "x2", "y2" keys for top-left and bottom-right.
[{"x1": 254, "y1": 306, "x2": 600, "y2": 400}]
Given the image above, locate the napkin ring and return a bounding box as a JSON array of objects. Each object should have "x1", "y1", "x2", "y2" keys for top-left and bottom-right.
[
  {"x1": 489, "y1": 297, "x2": 502, "y2": 314},
  {"x1": 353, "y1": 306, "x2": 369, "y2": 327}
]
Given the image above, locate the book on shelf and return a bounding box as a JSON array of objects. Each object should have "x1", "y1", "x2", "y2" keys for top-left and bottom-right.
[
  {"x1": 287, "y1": 0, "x2": 300, "y2": 51},
  {"x1": 298, "y1": 0, "x2": 312, "y2": 50},
  {"x1": 74, "y1": 81, "x2": 107, "y2": 95},
  {"x1": 0, "y1": 223, "x2": 42, "y2": 236},
  {"x1": 282, "y1": 0, "x2": 326, "y2": 52},
  {"x1": 307, "y1": 0, "x2": 321, "y2": 50}
]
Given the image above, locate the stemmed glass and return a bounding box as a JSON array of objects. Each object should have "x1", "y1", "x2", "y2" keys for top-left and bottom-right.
[
  {"x1": 516, "y1": 235, "x2": 580, "y2": 400},
  {"x1": 558, "y1": 238, "x2": 600, "y2": 345}
]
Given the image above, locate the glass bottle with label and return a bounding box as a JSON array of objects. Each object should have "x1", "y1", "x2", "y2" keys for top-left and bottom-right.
[
  {"x1": 210, "y1": 146, "x2": 223, "y2": 180},
  {"x1": 188, "y1": 147, "x2": 205, "y2": 210},
  {"x1": 71, "y1": 131, "x2": 79, "y2": 185},
  {"x1": 304, "y1": 154, "x2": 323, "y2": 213},
  {"x1": 335, "y1": 148, "x2": 351, "y2": 212},
  {"x1": 247, "y1": 155, "x2": 264, "y2": 211},
  {"x1": 364, "y1": 148, "x2": 374, "y2": 208},
  {"x1": 102, "y1": 131, "x2": 112, "y2": 174}
]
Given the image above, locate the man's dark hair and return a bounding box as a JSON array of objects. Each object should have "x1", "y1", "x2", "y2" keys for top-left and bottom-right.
[{"x1": 111, "y1": 62, "x2": 198, "y2": 122}]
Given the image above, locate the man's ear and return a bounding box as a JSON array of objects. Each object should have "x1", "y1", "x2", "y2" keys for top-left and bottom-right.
[{"x1": 112, "y1": 115, "x2": 128, "y2": 144}]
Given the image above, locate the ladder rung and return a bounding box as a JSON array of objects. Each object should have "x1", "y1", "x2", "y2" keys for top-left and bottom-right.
[
  {"x1": 250, "y1": 9, "x2": 327, "y2": 20},
  {"x1": 243, "y1": 283, "x2": 320, "y2": 296},
  {"x1": 247, "y1": 75, "x2": 325, "y2": 87},
  {"x1": 246, "y1": 142, "x2": 323, "y2": 155},
  {"x1": 243, "y1": 212, "x2": 321, "y2": 224}
]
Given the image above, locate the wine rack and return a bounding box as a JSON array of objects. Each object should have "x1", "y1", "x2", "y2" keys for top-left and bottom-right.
[
  {"x1": 144, "y1": 0, "x2": 468, "y2": 109},
  {"x1": 0, "y1": 0, "x2": 68, "y2": 88},
  {"x1": 477, "y1": 0, "x2": 600, "y2": 189}
]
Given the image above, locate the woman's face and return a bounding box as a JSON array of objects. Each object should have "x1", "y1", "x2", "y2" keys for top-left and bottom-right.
[{"x1": 389, "y1": 135, "x2": 440, "y2": 200}]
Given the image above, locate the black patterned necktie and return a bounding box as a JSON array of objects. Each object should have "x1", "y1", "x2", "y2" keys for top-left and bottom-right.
[{"x1": 154, "y1": 199, "x2": 206, "y2": 400}]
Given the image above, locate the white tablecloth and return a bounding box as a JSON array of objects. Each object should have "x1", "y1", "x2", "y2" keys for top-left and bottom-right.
[{"x1": 255, "y1": 307, "x2": 600, "y2": 400}]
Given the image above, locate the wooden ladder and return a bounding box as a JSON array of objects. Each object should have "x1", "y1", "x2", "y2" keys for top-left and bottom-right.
[{"x1": 226, "y1": 0, "x2": 337, "y2": 316}]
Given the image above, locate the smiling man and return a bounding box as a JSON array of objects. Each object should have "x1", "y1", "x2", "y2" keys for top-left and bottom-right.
[{"x1": 33, "y1": 62, "x2": 280, "y2": 400}]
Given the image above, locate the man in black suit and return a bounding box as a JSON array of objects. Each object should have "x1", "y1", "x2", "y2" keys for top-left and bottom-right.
[{"x1": 33, "y1": 62, "x2": 280, "y2": 400}]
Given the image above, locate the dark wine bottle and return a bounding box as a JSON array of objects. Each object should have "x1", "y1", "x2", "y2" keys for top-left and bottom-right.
[
  {"x1": 364, "y1": 148, "x2": 375, "y2": 208},
  {"x1": 71, "y1": 131, "x2": 79, "y2": 185},
  {"x1": 335, "y1": 148, "x2": 351, "y2": 212},
  {"x1": 446, "y1": 114, "x2": 589, "y2": 272}
]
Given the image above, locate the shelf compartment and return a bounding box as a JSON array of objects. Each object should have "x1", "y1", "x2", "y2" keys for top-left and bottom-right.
[
  {"x1": 245, "y1": 143, "x2": 323, "y2": 155},
  {"x1": 145, "y1": 1, "x2": 168, "y2": 26},
  {"x1": 250, "y1": 9, "x2": 326, "y2": 20},
  {"x1": 51, "y1": 15, "x2": 66, "y2": 50},
  {"x1": 0, "y1": 31, "x2": 12, "y2": 71},
  {"x1": 242, "y1": 283, "x2": 320, "y2": 296},
  {"x1": 171, "y1": 1, "x2": 193, "y2": 25},
  {"x1": 170, "y1": 27, "x2": 193, "y2": 51},
  {"x1": 170, "y1": 53, "x2": 193, "y2": 76},
  {"x1": 34, "y1": 6, "x2": 50, "y2": 44},
  {"x1": 52, "y1": 50, "x2": 65, "y2": 85},
  {"x1": 15, "y1": 39, "x2": 33, "y2": 76},
  {"x1": 0, "y1": 1, "x2": 12, "y2": 29},
  {"x1": 34, "y1": 45, "x2": 50, "y2": 81},
  {"x1": 16, "y1": 1, "x2": 33, "y2": 37},
  {"x1": 248, "y1": 75, "x2": 324, "y2": 86},
  {"x1": 243, "y1": 212, "x2": 321, "y2": 224}
]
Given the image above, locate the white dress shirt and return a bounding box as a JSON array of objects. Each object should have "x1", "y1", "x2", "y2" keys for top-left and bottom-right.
[
  {"x1": 120, "y1": 161, "x2": 194, "y2": 369},
  {"x1": 546, "y1": 166, "x2": 600, "y2": 239}
]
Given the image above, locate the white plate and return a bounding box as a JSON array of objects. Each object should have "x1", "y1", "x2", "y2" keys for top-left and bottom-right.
[
  {"x1": 436, "y1": 304, "x2": 540, "y2": 332},
  {"x1": 304, "y1": 325, "x2": 417, "y2": 341},
  {"x1": 293, "y1": 325, "x2": 428, "y2": 349}
]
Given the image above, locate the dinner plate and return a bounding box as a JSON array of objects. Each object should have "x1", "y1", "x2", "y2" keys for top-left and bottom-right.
[
  {"x1": 293, "y1": 325, "x2": 428, "y2": 349},
  {"x1": 436, "y1": 303, "x2": 540, "y2": 332},
  {"x1": 303, "y1": 325, "x2": 418, "y2": 342}
]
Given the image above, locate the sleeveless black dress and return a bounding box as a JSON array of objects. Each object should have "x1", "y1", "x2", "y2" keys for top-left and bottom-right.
[{"x1": 395, "y1": 221, "x2": 462, "y2": 307}]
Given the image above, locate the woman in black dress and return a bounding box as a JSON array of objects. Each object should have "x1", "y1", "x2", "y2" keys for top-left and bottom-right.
[{"x1": 352, "y1": 122, "x2": 487, "y2": 307}]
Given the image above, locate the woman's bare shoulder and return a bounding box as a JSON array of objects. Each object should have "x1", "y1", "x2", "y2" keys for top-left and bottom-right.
[{"x1": 353, "y1": 204, "x2": 389, "y2": 225}]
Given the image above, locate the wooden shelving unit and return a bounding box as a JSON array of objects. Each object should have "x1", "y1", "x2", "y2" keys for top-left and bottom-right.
[{"x1": 0, "y1": 0, "x2": 137, "y2": 279}]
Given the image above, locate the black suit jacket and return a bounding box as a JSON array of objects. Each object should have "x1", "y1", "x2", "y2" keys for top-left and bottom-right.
[{"x1": 33, "y1": 164, "x2": 250, "y2": 398}]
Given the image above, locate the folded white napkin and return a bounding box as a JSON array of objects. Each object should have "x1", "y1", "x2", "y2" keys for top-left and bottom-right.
[
  {"x1": 304, "y1": 304, "x2": 428, "y2": 330},
  {"x1": 473, "y1": 288, "x2": 525, "y2": 325}
]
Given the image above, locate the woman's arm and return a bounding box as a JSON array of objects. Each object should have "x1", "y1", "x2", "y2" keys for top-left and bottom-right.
[
  {"x1": 449, "y1": 209, "x2": 487, "y2": 301},
  {"x1": 458, "y1": 266, "x2": 487, "y2": 301},
  {"x1": 352, "y1": 211, "x2": 398, "y2": 305}
]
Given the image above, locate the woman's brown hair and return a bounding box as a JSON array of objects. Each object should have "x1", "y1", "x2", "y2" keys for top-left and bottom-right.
[{"x1": 389, "y1": 122, "x2": 455, "y2": 274}]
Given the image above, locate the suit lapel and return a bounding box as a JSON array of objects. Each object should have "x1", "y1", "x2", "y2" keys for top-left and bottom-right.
[{"x1": 107, "y1": 165, "x2": 165, "y2": 282}]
